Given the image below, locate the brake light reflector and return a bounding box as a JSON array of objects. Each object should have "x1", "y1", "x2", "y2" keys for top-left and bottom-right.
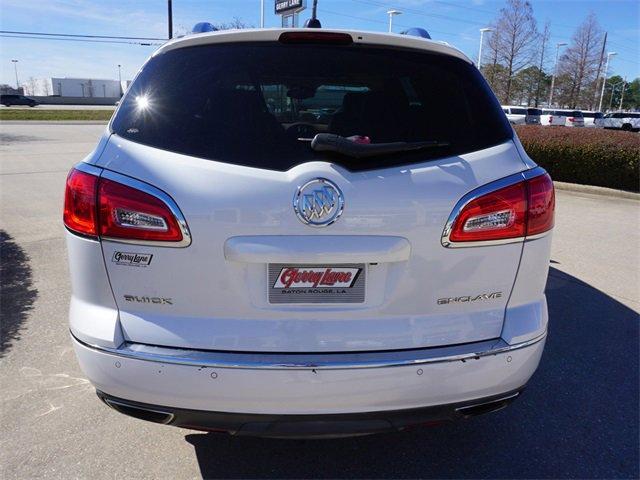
[
  {"x1": 98, "y1": 178, "x2": 183, "y2": 242},
  {"x1": 448, "y1": 173, "x2": 554, "y2": 244},
  {"x1": 64, "y1": 169, "x2": 98, "y2": 237}
]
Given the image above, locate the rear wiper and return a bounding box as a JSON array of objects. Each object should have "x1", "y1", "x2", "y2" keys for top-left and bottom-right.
[{"x1": 309, "y1": 133, "x2": 449, "y2": 159}]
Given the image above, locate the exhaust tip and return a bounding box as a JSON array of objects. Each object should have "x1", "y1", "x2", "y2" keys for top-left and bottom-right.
[
  {"x1": 455, "y1": 392, "x2": 520, "y2": 418},
  {"x1": 103, "y1": 398, "x2": 174, "y2": 425}
]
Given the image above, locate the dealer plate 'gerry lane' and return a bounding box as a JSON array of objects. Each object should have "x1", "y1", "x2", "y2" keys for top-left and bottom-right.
[{"x1": 268, "y1": 264, "x2": 365, "y2": 304}]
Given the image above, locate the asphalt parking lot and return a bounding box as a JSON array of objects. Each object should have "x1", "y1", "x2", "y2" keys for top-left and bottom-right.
[{"x1": 1, "y1": 122, "x2": 638, "y2": 479}]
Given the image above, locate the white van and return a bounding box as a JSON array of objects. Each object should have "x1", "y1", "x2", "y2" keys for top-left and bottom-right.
[
  {"x1": 502, "y1": 106, "x2": 541, "y2": 125},
  {"x1": 540, "y1": 109, "x2": 568, "y2": 126}
]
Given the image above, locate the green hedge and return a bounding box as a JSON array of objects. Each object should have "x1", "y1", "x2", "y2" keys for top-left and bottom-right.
[{"x1": 514, "y1": 126, "x2": 640, "y2": 192}]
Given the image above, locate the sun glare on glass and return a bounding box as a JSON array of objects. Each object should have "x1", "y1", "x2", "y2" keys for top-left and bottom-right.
[{"x1": 135, "y1": 95, "x2": 150, "y2": 110}]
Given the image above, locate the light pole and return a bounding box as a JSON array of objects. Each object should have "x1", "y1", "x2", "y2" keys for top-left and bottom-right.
[
  {"x1": 11, "y1": 59, "x2": 19, "y2": 89},
  {"x1": 167, "y1": 0, "x2": 173, "y2": 39},
  {"x1": 608, "y1": 81, "x2": 623, "y2": 111},
  {"x1": 477, "y1": 28, "x2": 493, "y2": 69},
  {"x1": 598, "y1": 52, "x2": 617, "y2": 112},
  {"x1": 260, "y1": 0, "x2": 264, "y2": 28},
  {"x1": 618, "y1": 77, "x2": 627, "y2": 110},
  {"x1": 117, "y1": 64, "x2": 123, "y2": 97},
  {"x1": 548, "y1": 42, "x2": 567, "y2": 107},
  {"x1": 386, "y1": 10, "x2": 402, "y2": 33}
]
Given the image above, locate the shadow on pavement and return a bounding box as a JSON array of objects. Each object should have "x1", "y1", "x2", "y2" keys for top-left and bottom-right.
[
  {"x1": 0, "y1": 230, "x2": 38, "y2": 357},
  {"x1": 185, "y1": 267, "x2": 638, "y2": 479}
]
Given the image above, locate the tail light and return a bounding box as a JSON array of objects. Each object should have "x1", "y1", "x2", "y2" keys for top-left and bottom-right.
[
  {"x1": 63, "y1": 165, "x2": 190, "y2": 246},
  {"x1": 64, "y1": 168, "x2": 99, "y2": 237},
  {"x1": 443, "y1": 170, "x2": 554, "y2": 246},
  {"x1": 568, "y1": 117, "x2": 575, "y2": 122},
  {"x1": 549, "y1": 115, "x2": 553, "y2": 124}
]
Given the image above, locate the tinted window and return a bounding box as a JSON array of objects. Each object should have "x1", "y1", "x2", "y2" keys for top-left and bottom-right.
[
  {"x1": 510, "y1": 108, "x2": 527, "y2": 115},
  {"x1": 112, "y1": 43, "x2": 511, "y2": 172},
  {"x1": 527, "y1": 108, "x2": 542, "y2": 115},
  {"x1": 582, "y1": 112, "x2": 602, "y2": 118},
  {"x1": 628, "y1": 113, "x2": 640, "y2": 118}
]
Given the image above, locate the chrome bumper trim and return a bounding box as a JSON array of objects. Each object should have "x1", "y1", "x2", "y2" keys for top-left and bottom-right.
[{"x1": 71, "y1": 331, "x2": 546, "y2": 371}]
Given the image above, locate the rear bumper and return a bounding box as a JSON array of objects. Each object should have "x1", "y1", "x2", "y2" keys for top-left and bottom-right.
[
  {"x1": 96, "y1": 387, "x2": 524, "y2": 438},
  {"x1": 72, "y1": 332, "x2": 546, "y2": 433}
]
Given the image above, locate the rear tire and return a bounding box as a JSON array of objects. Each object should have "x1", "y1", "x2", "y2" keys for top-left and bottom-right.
[{"x1": 621, "y1": 123, "x2": 632, "y2": 131}]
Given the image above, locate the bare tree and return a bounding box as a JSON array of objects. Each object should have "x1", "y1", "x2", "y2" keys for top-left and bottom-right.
[
  {"x1": 493, "y1": 0, "x2": 539, "y2": 103},
  {"x1": 214, "y1": 17, "x2": 252, "y2": 30},
  {"x1": 22, "y1": 77, "x2": 39, "y2": 96},
  {"x1": 40, "y1": 79, "x2": 51, "y2": 96},
  {"x1": 557, "y1": 13, "x2": 604, "y2": 108}
]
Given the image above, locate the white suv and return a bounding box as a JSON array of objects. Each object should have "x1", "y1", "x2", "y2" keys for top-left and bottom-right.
[
  {"x1": 64, "y1": 29, "x2": 554, "y2": 437},
  {"x1": 597, "y1": 112, "x2": 640, "y2": 131}
]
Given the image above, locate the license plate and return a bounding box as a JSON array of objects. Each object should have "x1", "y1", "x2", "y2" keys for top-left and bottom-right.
[{"x1": 268, "y1": 264, "x2": 365, "y2": 304}]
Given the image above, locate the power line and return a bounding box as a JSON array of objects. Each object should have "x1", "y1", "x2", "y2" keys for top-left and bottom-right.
[
  {"x1": 348, "y1": 0, "x2": 639, "y2": 50},
  {"x1": 0, "y1": 34, "x2": 161, "y2": 46},
  {"x1": 0, "y1": 30, "x2": 166, "y2": 41},
  {"x1": 319, "y1": 8, "x2": 454, "y2": 37}
]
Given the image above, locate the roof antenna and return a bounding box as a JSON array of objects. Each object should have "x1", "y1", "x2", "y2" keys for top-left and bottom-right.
[{"x1": 304, "y1": 0, "x2": 322, "y2": 28}]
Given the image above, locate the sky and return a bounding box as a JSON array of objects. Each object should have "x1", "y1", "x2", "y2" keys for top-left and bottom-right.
[{"x1": 0, "y1": 0, "x2": 638, "y2": 87}]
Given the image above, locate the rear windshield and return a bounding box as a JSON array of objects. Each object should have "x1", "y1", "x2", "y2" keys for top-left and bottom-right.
[{"x1": 112, "y1": 42, "x2": 511, "y2": 172}]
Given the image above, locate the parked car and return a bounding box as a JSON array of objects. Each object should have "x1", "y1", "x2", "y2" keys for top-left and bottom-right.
[
  {"x1": 64, "y1": 28, "x2": 554, "y2": 438},
  {"x1": 502, "y1": 105, "x2": 541, "y2": 125},
  {"x1": 0, "y1": 94, "x2": 38, "y2": 107},
  {"x1": 581, "y1": 111, "x2": 603, "y2": 128},
  {"x1": 558, "y1": 109, "x2": 585, "y2": 127},
  {"x1": 540, "y1": 109, "x2": 568, "y2": 126},
  {"x1": 596, "y1": 112, "x2": 640, "y2": 131}
]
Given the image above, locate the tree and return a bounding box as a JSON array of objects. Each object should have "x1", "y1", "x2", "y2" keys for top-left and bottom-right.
[
  {"x1": 601, "y1": 75, "x2": 640, "y2": 111},
  {"x1": 22, "y1": 77, "x2": 39, "y2": 96},
  {"x1": 556, "y1": 13, "x2": 604, "y2": 108},
  {"x1": 40, "y1": 79, "x2": 51, "y2": 96},
  {"x1": 214, "y1": 17, "x2": 252, "y2": 30},
  {"x1": 512, "y1": 66, "x2": 550, "y2": 106},
  {"x1": 622, "y1": 78, "x2": 640, "y2": 110},
  {"x1": 492, "y1": 0, "x2": 539, "y2": 103}
]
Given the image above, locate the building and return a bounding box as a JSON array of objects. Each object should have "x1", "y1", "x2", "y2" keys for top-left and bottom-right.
[{"x1": 27, "y1": 77, "x2": 128, "y2": 97}]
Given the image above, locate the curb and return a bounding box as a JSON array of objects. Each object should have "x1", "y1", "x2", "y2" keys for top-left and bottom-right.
[{"x1": 554, "y1": 181, "x2": 640, "y2": 200}]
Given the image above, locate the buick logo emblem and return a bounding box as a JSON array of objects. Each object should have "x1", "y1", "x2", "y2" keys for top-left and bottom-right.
[{"x1": 293, "y1": 178, "x2": 344, "y2": 227}]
